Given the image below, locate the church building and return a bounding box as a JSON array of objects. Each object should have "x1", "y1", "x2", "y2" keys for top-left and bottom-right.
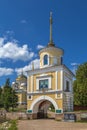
[
  {"x1": 12, "y1": 72, "x2": 27, "y2": 108},
  {"x1": 26, "y1": 13, "x2": 74, "y2": 119}
]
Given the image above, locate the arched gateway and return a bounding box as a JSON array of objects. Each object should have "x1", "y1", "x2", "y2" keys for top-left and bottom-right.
[
  {"x1": 30, "y1": 96, "x2": 58, "y2": 111},
  {"x1": 26, "y1": 13, "x2": 74, "y2": 120},
  {"x1": 29, "y1": 95, "x2": 58, "y2": 119}
]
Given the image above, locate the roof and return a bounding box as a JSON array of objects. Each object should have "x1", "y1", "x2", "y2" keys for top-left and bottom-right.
[
  {"x1": 16, "y1": 73, "x2": 27, "y2": 81},
  {"x1": 39, "y1": 45, "x2": 64, "y2": 55}
]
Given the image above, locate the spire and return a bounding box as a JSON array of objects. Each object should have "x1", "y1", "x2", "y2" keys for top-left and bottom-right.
[{"x1": 48, "y1": 12, "x2": 55, "y2": 47}]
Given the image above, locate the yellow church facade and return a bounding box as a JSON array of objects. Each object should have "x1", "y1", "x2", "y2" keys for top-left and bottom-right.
[{"x1": 27, "y1": 13, "x2": 74, "y2": 119}]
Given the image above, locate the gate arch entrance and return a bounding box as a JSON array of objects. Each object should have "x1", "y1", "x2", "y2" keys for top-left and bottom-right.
[{"x1": 30, "y1": 96, "x2": 58, "y2": 119}]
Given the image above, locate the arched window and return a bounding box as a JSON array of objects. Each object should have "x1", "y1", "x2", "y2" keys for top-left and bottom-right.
[{"x1": 44, "y1": 55, "x2": 48, "y2": 65}]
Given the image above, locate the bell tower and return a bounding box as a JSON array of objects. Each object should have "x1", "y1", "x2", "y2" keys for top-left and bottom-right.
[
  {"x1": 39, "y1": 12, "x2": 64, "y2": 68},
  {"x1": 26, "y1": 12, "x2": 74, "y2": 120}
]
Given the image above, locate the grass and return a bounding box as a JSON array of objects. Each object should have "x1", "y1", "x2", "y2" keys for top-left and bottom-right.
[
  {"x1": 50, "y1": 109, "x2": 55, "y2": 112},
  {"x1": 0, "y1": 120, "x2": 18, "y2": 130},
  {"x1": 8, "y1": 120, "x2": 18, "y2": 130},
  {"x1": 76, "y1": 120, "x2": 87, "y2": 123}
]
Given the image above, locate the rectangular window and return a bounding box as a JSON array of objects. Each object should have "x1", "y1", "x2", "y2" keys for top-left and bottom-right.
[
  {"x1": 39, "y1": 79, "x2": 48, "y2": 89},
  {"x1": 66, "y1": 81, "x2": 70, "y2": 92},
  {"x1": 36, "y1": 76, "x2": 51, "y2": 90}
]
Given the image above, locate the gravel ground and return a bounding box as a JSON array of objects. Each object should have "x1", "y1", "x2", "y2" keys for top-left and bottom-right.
[{"x1": 18, "y1": 119, "x2": 87, "y2": 130}]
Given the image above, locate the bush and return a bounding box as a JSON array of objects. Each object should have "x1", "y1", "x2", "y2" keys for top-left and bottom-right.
[{"x1": 8, "y1": 120, "x2": 18, "y2": 130}]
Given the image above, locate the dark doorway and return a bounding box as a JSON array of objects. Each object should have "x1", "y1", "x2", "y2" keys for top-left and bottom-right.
[
  {"x1": 37, "y1": 110, "x2": 44, "y2": 119},
  {"x1": 36, "y1": 100, "x2": 55, "y2": 119}
]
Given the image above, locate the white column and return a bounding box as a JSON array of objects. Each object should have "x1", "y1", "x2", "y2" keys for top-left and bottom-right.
[
  {"x1": 61, "y1": 70, "x2": 63, "y2": 90},
  {"x1": 31, "y1": 75, "x2": 33, "y2": 92},
  {"x1": 55, "y1": 71, "x2": 58, "y2": 99},
  {"x1": 55, "y1": 71, "x2": 58, "y2": 90},
  {"x1": 27, "y1": 76, "x2": 29, "y2": 92}
]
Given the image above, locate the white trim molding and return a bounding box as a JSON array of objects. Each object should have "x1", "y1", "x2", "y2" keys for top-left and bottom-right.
[
  {"x1": 27, "y1": 95, "x2": 33, "y2": 100},
  {"x1": 64, "y1": 76, "x2": 72, "y2": 92},
  {"x1": 55, "y1": 71, "x2": 58, "y2": 90},
  {"x1": 31, "y1": 75, "x2": 33, "y2": 92},
  {"x1": 61, "y1": 70, "x2": 63, "y2": 90},
  {"x1": 55, "y1": 93, "x2": 62, "y2": 99},
  {"x1": 42, "y1": 53, "x2": 50, "y2": 68},
  {"x1": 27, "y1": 89, "x2": 62, "y2": 95},
  {"x1": 30, "y1": 95, "x2": 58, "y2": 113},
  {"x1": 36, "y1": 76, "x2": 51, "y2": 90},
  {"x1": 27, "y1": 76, "x2": 29, "y2": 92}
]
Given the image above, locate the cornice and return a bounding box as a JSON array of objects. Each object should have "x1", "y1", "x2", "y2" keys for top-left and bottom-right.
[
  {"x1": 27, "y1": 89, "x2": 62, "y2": 95},
  {"x1": 39, "y1": 46, "x2": 64, "y2": 55},
  {"x1": 26, "y1": 64, "x2": 74, "y2": 77},
  {"x1": 26, "y1": 65, "x2": 63, "y2": 76}
]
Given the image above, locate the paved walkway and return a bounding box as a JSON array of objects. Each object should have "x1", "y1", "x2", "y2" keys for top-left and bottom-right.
[{"x1": 18, "y1": 119, "x2": 87, "y2": 130}]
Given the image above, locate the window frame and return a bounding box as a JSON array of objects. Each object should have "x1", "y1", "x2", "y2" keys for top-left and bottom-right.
[
  {"x1": 65, "y1": 80, "x2": 70, "y2": 92},
  {"x1": 36, "y1": 76, "x2": 51, "y2": 90},
  {"x1": 39, "y1": 79, "x2": 48, "y2": 90},
  {"x1": 43, "y1": 54, "x2": 49, "y2": 67},
  {"x1": 64, "y1": 76, "x2": 72, "y2": 92}
]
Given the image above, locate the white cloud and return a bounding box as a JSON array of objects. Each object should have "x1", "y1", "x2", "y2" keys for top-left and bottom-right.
[
  {"x1": 37, "y1": 44, "x2": 44, "y2": 50},
  {"x1": 20, "y1": 20, "x2": 27, "y2": 24},
  {"x1": 71, "y1": 62, "x2": 80, "y2": 75},
  {"x1": 0, "y1": 37, "x2": 35, "y2": 61},
  {"x1": 71, "y1": 63, "x2": 78, "y2": 66},
  {"x1": 15, "y1": 59, "x2": 40, "y2": 75},
  {"x1": 0, "y1": 67, "x2": 14, "y2": 77},
  {"x1": 0, "y1": 37, "x2": 5, "y2": 47}
]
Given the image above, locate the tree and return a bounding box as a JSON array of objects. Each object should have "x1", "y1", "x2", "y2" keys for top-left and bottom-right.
[
  {"x1": 2, "y1": 78, "x2": 18, "y2": 111},
  {"x1": 10, "y1": 90, "x2": 18, "y2": 110},
  {"x1": 0, "y1": 87, "x2": 3, "y2": 107},
  {"x1": 73, "y1": 62, "x2": 87, "y2": 106}
]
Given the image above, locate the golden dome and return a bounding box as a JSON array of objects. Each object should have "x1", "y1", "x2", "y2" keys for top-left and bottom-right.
[{"x1": 16, "y1": 73, "x2": 27, "y2": 81}]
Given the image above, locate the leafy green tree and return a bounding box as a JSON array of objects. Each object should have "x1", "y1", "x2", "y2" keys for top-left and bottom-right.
[
  {"x1": 73, "y1": 62, "x2": 87, "y2": 106},
  {"x1": 2, "y1": 78, "x2": 18, "y2": 111}
]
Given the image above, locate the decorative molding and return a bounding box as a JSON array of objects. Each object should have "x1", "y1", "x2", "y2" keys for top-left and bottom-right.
[
  {"x1": 38, "y1": 73, "x2": 48, "y2": 77},
  {"x1": 39, "y1": 46, "x2": 64, "y2": 55},
  {"x1": 30, "y1": 95, "x2": 58, "y2": 112},
  {"x1": 26, "y1": 64, "x2": 74, "y2": 79},
  {"x1": 27, "y1": 95, "x2": 33, "y2": 100},
  {"x1": 55, "y1": 93, "x2": 62, "y2": 99},
  {"x1": 27, "y1": 89, "x2": 62, "y2": 95},
  {"x1": 27, "y1": 65, "x2": 63, "y2": 76},
  {"x1": 36, "y1": 76, "x2": 51, "y2": 90}
]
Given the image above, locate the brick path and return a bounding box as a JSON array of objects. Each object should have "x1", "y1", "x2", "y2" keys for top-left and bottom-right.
[{"x1": 18, "y1": 119, "x2": 87, "y2": 130}]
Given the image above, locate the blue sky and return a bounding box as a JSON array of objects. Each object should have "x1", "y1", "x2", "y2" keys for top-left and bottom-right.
[{"x1": 0, "y1": 0, "x2": 87, "y2": 86}]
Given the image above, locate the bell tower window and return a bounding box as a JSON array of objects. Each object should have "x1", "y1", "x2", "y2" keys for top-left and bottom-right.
[{"x1": 44, "y1": 55, "x2": 48, "y2": 65}]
